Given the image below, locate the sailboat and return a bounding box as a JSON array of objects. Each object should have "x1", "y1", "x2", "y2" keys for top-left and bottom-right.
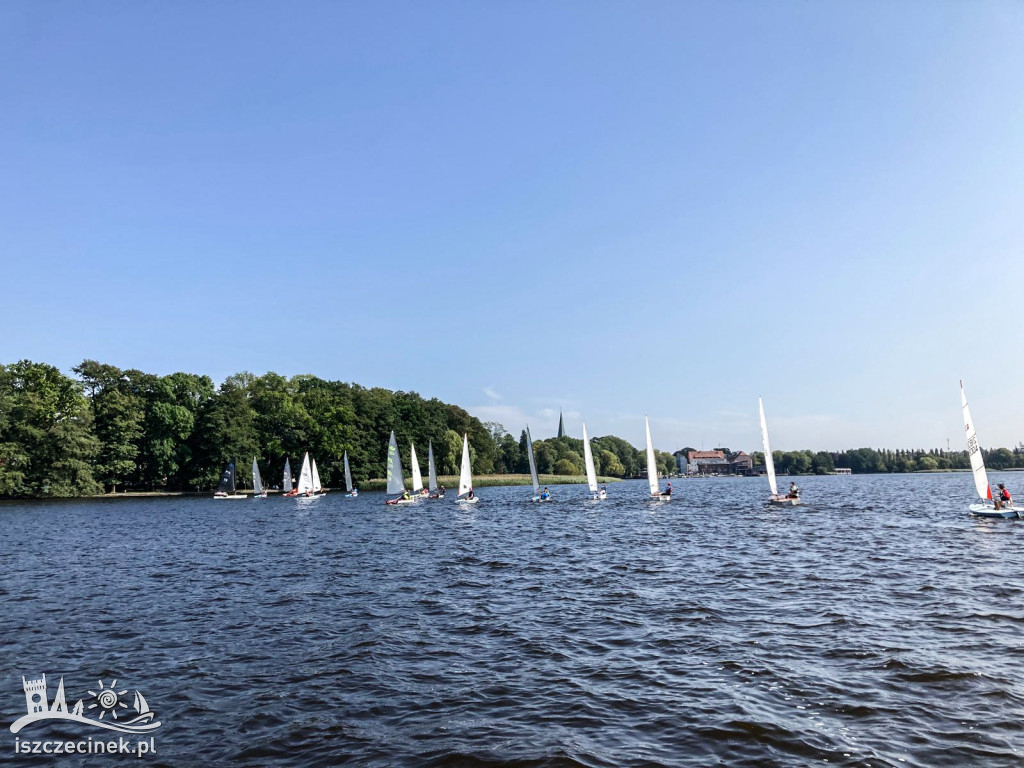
[
  {"x1": 646, "y1": 417, "x2": 671, "y2": 500},
  {"x1": 343, "y1": 451, "x2": 357, "y2": 497},
  {"x1": 962, "y1": 381, "x2": 1017, "y2": 518},
  {"x1": 293, "y1": 452, "x2": 320, "y2": 499},
  {"x1": 252, "y1": 458, "x2": 267, "y2": 499},
  {"x1": 583, "y1": 422, "x2": 605, "y2": 500},
  {"x1": 213, "y1": 461, "x2": 246, "y2": 499},
  {"x1": 455, "y1": 433, "x2": 478, "y2": 504},
  {"x1": 411, "y1": 443, "x2": 428, "y2": 498},
  {"x1": 427, "y1": 441, "x2": 443, "y2": 499},
  {"x1": 759, "y1": 398, "x2": 801, "y2": 506},
  {"x1": 310, "y1": 458, "x2": 327, "y2": 496},
  {"x1": 282, "y1": 458, "x2": 294, "y2": 497},
  {"x1": 385, "y1": 431, "x2": 415, "y2": 505},
  {"x1": 526, "y1": 426, "x2": 549, "y2": 502}
]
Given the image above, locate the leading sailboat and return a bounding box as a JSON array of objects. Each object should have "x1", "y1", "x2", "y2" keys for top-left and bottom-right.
[
  {"x1": 455, "y1": 433, "x2": 478, "y2": 504},
  {"x1": 343, "y1": 451, "x2": 357, "y2": 497},
  {"x1": 759, "y1": 398, "x2": 801, "y2": 506},
  {"x1": 583, "y1": 422, "x2": 605, "y2": 500},
  {"x1": 252, "y1": 458, "x2": 267, "y2": 499},
  {"x1": 411, "y1": 443, "x2": 428, "y2": 499},
  {"x1": 293, "y1": 452, "x2": 321, "y2": 499},
  {"x1": 646, "y1": 417, "x2": 671, "y2": 500},
  {"x1": 385, "y1": 431, "x2": 415, "y2": 505},
  {"x1": 526, "y1": 426, "x2": 549, "y2": 502},
  {"x1": 962, "y1": 381, "x2": 1017, "y2": 519},
  {"x1": 213, "y1": 461, "x2": 246, "y2": 499}
]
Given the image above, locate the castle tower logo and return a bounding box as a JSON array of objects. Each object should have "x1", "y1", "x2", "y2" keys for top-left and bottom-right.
[{"x1": 11, "y1": 674, "x2": 162, "y2": 735}]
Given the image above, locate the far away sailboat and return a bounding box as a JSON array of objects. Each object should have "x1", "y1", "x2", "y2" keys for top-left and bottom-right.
[
  {"x1": 583, "y1": 422, "x2": 605, "y2": 500},
  {"x1": 293, "y1": 452, "x2": 321, "y2": 499},
  {"x1": 526, "y1": 426, "x2": 549, "y2": 502},
  {"x1": 962, "y1": 381, "x2": 1018, "y2": 519},
  {"x1": 252, "y1": 458, "x2": 267, "y2": 499},
  {"x1": 282, "y1": 458, "x2": 294, "y2": 497},
  {"x1": 760, "y1": 398, "x2": 801, "y2": 506},
  {"x1": 427, "y1": 441, "x2": 443, "y2": 499},
  {"x1": 343, "y1": 451, "x2": 357, "y2": 497},
  {"x1": 213, "y1": 461, "x2": 246, "y2": 499},
  {"x1": 646, "y1": 417, "x2": 671, "y2": 500},
  {"x1": 311, "y1": 458, "x2": 326, "y2": 496},
  {"x1": 411, "y1": 443, "x2": 428, "y2": 498},
  {"x1": 385, "y1": 431, "x2": 415, "y2": 505},
  {"x1": 456, "y1": 433, "x2": 478, "y2": 504}
]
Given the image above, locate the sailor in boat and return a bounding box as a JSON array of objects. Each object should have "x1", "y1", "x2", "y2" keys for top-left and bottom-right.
[
  {"x1": 467, "y1": 488, "x2": 474, "y2": 500},
  {"x1": 994, "y1": 483, "x2": 1012, "y2": 511},
  {"x1": 401, "y1": 488, "x2": 412, "y2": 501},
  {"x1": 432, "y1": 484, "x2": 445, "y2": 499},
  {"x1": 787, "y1": 481, "x2": 800, "y2": 500},
  {"x1": 663, "y1": 481, "x2": 672, "y2": 497},
  {"x1": 540, "y1": 486, "x2": 551, "y2": 501}
]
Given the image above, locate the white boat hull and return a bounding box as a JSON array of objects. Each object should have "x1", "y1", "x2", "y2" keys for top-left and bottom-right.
[
  {"x1": 769, "y1": 495, "x2": 802, "y2": 506},
  {"x1": 650, "y1": 493, "x2": 671, "y2": 501},
  {"x1": 213, "y1": 494, "x2": 247, "y2": 500},
  {"x1": 456, "y1": 497, "x2": 479, "y2": 504},
  {"x1": 969, "y1": 503, "x2": 1020, "y2": 519}
]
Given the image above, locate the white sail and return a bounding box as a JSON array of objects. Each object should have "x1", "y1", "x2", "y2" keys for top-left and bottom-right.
[
  {"x1": 759, "y1": 397, "x2": 778, "y2": 497},
  {"x1": 283, "y1": 458, "x2": 293, "y2": 493},
  {"x1": 252, "y1": 458, "x2": 263, "y2": 495},
  {"x1": 311, "y1": 458, "x2": 322, "y2": 493},
  {"x1": 386, "y1": 431, "x2": 405, "y2": 495},
  {"x1": 645, "y1": 416, "x2": 660, "y2": 496},
  {"x1": 296, "y1": 452, "x2": 313, "y2": 494},
  {"x1": 133, "y1": 691, "x2": 149, "y2": 715},
  {"x1": 458, "y1": 433, "x2": 473, "y2": 497},
  {"x1": 427, "y1": 442, "x2": 438, "y2": 492},
  {"x1": 526, "y1": 425, "x2": 540, "y2": 496},
  {"x1": 343, "y1": 451, "x2": 353, "y2": 492},
  {"x1": 961, "y1": 381, "x2": 992, "y2": 502},
  {"x1": 583, "y1": 422, "x2": 598, "y2": 493},
  {"x1": 411, "y1": 443, "x2": 423, "y2": 492}
]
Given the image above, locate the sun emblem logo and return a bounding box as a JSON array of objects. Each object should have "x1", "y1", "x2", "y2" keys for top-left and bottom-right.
[{"x1": 87, "y1": 679, "x2": 128, "y2": 720}]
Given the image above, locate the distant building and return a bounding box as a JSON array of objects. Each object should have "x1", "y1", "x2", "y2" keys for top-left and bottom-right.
[
  {"x1": 677, "y1": 449, "x2": 754, "y2": 476},
  {"x1": 557, "y1": 412, "x2": 566, "y2": 439}
]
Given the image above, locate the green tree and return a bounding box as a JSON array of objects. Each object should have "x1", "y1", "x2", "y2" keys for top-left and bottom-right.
[
  {"x1": 599, "y1": 449, "x2": 624, "y2": 477},
  {"x1": 74, "y1": 361, "x2": 146, "y2": 491},
  {"x1": 0, "y1": 360, "x2": 102, "y2": 497}
]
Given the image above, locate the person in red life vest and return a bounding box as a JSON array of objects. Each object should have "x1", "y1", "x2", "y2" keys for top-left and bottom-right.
[{"x1": 994, "y1": 483, "x2": 1012, "y2": 510}]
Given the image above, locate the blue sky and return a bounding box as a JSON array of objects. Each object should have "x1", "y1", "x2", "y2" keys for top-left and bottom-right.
[{"x1": 2, "y1": 2, "x2": 1023, "y2": 452}]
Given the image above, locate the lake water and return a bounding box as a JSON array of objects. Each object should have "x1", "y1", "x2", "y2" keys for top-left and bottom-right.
[{"x1": 1, "y1": 473, "x2": 1023, "y2": 767}]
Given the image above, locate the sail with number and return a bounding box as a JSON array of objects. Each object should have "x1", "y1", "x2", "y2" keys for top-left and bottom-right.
[
  {"x1": 428, "y1": 442, "x2": 438, "y2": 492},
  {"x1": 343, "y1": 451, "x2": 353, "y2": 493},
  {"x1": 283, "y1": 458, "x2": 292, "y2": 493},
  {"x1": 583, "y1": 422, "x2": 598, "y2": 493},
  {"x1": 961, "y1": 381, "x2": 992, "y2": 501},
  {"x1": 526, "y1": 425, "x2": 540, "y2": 497},
  {"x1": 217, "y1": 462, "x2": 236, "y2": 494},
  {"x1": 296, "y1": 453, "x2": 313, "y2": 494},
  {"x1": 386, "y1": 431, "x2": 405, "y2": 495},
  {"x1": 458, "y1": 434, "x2": 473, "y2": 497},
  {"x1": 759, "y1": 397, "x2": 779, "y2": 497},
  {"x1": 411, "y1": 443, "x2": 423, "y2": 493},
  {"x1": 645, "y1": 417, "x2": 659, "y2": 496},
  {"x1": 252, "y1": 458, "x2": 263, "y2": 495},
  {"x1": 311, "y1": 458, "x2": 322, "y2": 493}
]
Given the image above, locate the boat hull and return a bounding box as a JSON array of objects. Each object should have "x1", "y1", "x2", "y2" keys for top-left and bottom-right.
[
  {"x1": 650, "y1": 494, "x2": 671, "y2": 501},
  {"x1": 769, "y1": 496, "x2": 802, "y2": 506},
  {"x1": 213, "y1": 494, "x2": 247, "y2": 500},
  {"x1": 456, "y1": 497, "x2": 479, "y2": 504},
  {"x1": 969, "y1": 503, "x2": 1020, "y2": 519}
]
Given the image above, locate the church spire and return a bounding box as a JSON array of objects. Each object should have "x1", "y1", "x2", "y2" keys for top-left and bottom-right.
[{"x1": 557, "y1": 411, "x2": 566, "y2": 439}]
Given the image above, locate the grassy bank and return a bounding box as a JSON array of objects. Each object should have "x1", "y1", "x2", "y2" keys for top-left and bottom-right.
[{"x1": 355, "y1": 473, "x2": 622, "y2": 492}]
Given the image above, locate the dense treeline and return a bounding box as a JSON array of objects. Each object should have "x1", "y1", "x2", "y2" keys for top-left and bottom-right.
[
  {"x1": 0, "y1": 360, "x2": 660, "y2": 498},
  {"x1": 749, "y1": 446, "x2": 1024, "y2": 475}
]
